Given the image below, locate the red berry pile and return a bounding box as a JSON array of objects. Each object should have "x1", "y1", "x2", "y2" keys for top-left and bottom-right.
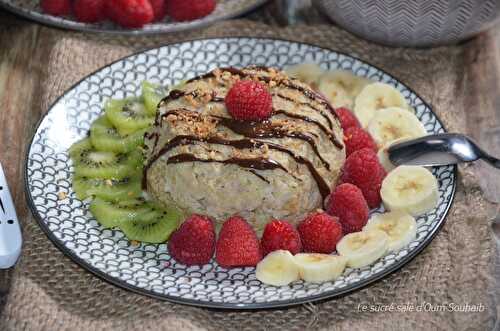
[{"x1": 40, "y1": 0, "x2": 216, "y2": 28}]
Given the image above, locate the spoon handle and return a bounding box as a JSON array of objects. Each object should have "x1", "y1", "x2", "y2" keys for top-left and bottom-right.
[{"x1": 481, "y1": 153, "x2": 500, "y2": 169}]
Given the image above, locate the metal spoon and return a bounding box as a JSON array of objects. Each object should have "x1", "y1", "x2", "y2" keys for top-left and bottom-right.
[{"x1": 388, "y1": 133, "x2": 500, "y2": 168}]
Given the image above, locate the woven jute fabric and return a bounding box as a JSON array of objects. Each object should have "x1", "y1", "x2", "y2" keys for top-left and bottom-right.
[{"x1": 1, "y1": 20, "x2": 498, "y2": 331}]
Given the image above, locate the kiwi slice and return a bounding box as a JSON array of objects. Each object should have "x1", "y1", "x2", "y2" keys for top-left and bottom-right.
[
  {"x1": 89, "y1": 197, "x2": 153, "y2": 229},
  {"x1": 69, "y1": 138, "x2": 143, "y2": 179},
  {"x1": 105, "y1": 98, "x2": 154, "y2": 136},
  {"x1": 73, "y1": 175, "x2": 142, "y2": 201},
  {"x1": 142, "y1": 81, "x2": 167, "y2": 116},
  {"x1": 120, "y1": 206, "x2": 183, "y2": 243},
  {"x1": 90, "y1": 116, "x2": 147, "y2": 153}
]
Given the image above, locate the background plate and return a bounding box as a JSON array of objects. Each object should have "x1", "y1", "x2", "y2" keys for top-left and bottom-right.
[
  {"x1": 25, "y1": 37, "x2": 456, "y2": 309},
  {"x1": 0, "y1": 0, "x2": 267, "y2": 34}
]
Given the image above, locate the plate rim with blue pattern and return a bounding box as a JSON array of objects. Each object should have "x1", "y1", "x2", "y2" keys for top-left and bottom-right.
[{"x1": 24, "y1": 37, "x2": 457, "y2": 310}]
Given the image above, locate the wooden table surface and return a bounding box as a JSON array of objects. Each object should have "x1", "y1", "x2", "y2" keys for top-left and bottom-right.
[{"x1": 0, "y1": 0, "x2": 500, "y2": 311}]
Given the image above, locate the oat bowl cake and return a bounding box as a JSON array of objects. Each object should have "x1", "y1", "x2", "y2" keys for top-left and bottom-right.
[{"x1": 143, "y1": 66, "x2": 345, "y2": 231}]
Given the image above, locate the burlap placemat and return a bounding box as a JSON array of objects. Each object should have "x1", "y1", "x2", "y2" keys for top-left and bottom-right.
[{"x1": 1, "y1": 20, "x2": 497, "y2": 331}]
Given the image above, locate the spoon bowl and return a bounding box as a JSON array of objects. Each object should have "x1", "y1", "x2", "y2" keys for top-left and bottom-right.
[{"x1": 388, "y1": 133, "x2": 500, "y2": 169}]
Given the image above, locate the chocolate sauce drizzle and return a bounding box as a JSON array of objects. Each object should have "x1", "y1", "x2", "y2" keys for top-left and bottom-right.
[
  {"x1": 213, "y1": 116, "x2": 331, "y2": 170},
  {"x1": 143, "y1": 134, "x2": 331, "y2": 199},
  {"x1": 248, "y1": 170, "x2": 270, "y2": 183},
  {"x1": 145, "y1": 67, "x2": 344, "y2": 199},
  {"x1": 187, "y1": 67, "x2": 340, "y2": 126},
  {"x1": 273, "y1": 109, "x2": 342, "y2": 147},
  {"x1": 167, "y1": 154, "x2": 286, "y2": 172}
]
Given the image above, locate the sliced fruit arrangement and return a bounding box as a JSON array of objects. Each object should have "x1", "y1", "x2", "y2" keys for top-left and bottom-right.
[
  {"x1": 90, "y1": 116, "x2": 147, "y2": 153},
  {"x1": 40, "y1": 0, "x2": 217, "y2": 28},
  {"x1": 318, "y1": 70, "x2": 372, "y2": 109},
  {"x1": 256, "y1": 250, "x2": 300, "y2": 286},
  {"x1": 284, "y1": 63, "x2": 323, "y2": 88},
  {"x1": 67, "y1": 66, "x2": 441, "y2": 286},
  {"x1": 286, "y1": 63, "x2": 426, "y2": 172},
  {"x1": 285, "y1": 64, "x2": 372, "y2": 109},
  {"x1": 336, "y1": 229, "x2": 389, "y2": 268},
  {"x1": 294, "y1": 253, "x2": 347, "y2": 283},
  {"x1": 354, "y1": 82, "x2": 410, "y2": 128},
  {"x1": 69, "y1": 138, "x2": 143, "y2": 179},
  {"x1": 367, "y1": 107, "x2": 427, "y2": 148},
  {"x1": 381, "y1": 165, "x2": 439, "y2": 216},
  {"x1": 142, "y1": 81, "x2": 168, "y2": 115},
  {"x1": 69, "y1": 81, "x2": 181, "y2": 243},
  {"x1": 73, "y1": 175, "x2": 142, "y2": 201},
  {"x1": 105, "y1": 98, "x2": 155, "y2": 136},
  {"x1": 364, "y1": 211, "x2": 417, "y2": 252}
]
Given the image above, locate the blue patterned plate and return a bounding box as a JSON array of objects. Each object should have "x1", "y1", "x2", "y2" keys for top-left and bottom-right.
[
  {"x1": 25, "y1": 37, "x2": 456, "y2": 309},
  {"x1": 0, "y1": 0, "x2": 267, "y2": 34}
]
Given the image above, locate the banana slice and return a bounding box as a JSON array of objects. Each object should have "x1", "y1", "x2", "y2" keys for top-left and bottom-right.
[
  {"x1": 381, "y1": 165, "x2": 439, "y2": 216},
  {"x1": 285, "y1": 63, "x2": 323, "y2": 88},
  {"x1": 294, "y1": 253, "x2": 347, "y2": 283},
  {"x1": 336, "y1": 229, "x2": 389, "y2": 268},
  {"x1": 364, "y1": 211, "x2": 417, "y2": 252},
  {"x1": 318, "y1": 70, "x2": 372, "y2": 98},
  {"x1": 317, "y1": 80, "x2": 354, "y2": 109},
  {"x1": 354, "y1": 83, "x2": 409, "y2": 127},
  {"x1": 256, "y1": 250, "x2": 300, "y2": 286},
  {"x1": 367, "y1": 107, "x2": 427, "y2": 148},
  {"x1": 377, "y1": 137, "x2": 411, "y2": 172}
]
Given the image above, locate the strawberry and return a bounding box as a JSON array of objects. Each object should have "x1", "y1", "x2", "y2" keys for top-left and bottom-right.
[
  {"x1": 40, "y1": 0, "x2": 72, "y2": 16},
  {"x1": 216, "y1": 216, "x2": 262, "y2": 268},
  {"x1": 166, "y1": 0, "x2": 216, "y2": 22},
  {"x1": 225, "y1": 80, "x2": 273, "y2": 121},
  {"x1": 261, "y1": 219, "x2": 302, "y2": 256},
  {"x1": 167, "y1": 214, "x2": 215, "y2": 266},
  {"x1": 106, "y1": 0, "x2": 154, "y2": 28},
  {"x1": 74, "y1": 0, "x2": 106, "y2": 23},
  {"x1": 327, "y1": 183, "x2": 369, "y2": 234},
  {"x1": 297, "y1": 212, "x2": 343, "y2": 254},
  {"x1": 149, "y1": 0, "x2": 166, "y2": 21}
]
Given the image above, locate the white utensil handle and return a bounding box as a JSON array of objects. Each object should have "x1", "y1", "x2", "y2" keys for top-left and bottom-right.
[{"x1": 0, "y1": 163, "x2": 22, "y2": 268}]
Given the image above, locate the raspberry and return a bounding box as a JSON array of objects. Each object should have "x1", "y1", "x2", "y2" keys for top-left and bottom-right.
[
  {"x1": 216, "y1": 216, "x2": 262, "y2": 268},
  {"x1": 334, "y1": 107, "x2": 360, "y2": 131},
  {"x1": 149, "y1": 0, "x2": 166, "y2": 21},
  {"x1": 106, "y1": 0, "x2": 154, "y2": 28},
  {"x1": 261, "y1": 220, "x2": 302, "y2": 256},
  {"x1": 341, "y1": 148, "x2": 387, "y2": 208},
  {"x1": 225, "y1": 80, "x2": 273, "y2": 121},
  {"x1": 166, "y1": 0, "x2": 216, "y2": 21},
  {"x1": 297, "y1": 212, "x2": 343, "y2": 254},
  {"x1": 40, "y1": 0, "x2": 71, "y2": 16},
  {"x1": 74, "y1": 0, "x2": 106, "y2": 23},
  {"x1": 327, "y1": 183, "x2": 369, "y2": 234},
  {"x1": 167, "y1": 214, "x2": 215, "y2": 266},
  {"x1": 343, "y1": 126, "x2": 377, "y2": 156}
]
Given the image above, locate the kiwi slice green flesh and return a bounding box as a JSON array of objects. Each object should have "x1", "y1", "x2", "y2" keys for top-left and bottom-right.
[
  {"x1": 90, "y1": 116, "x2": 147, "y2": 153},
  {"x1": 73, "y1": 175, "x2": 142, "y2": 201},
  {"x1": 142, "y1": 81, "x2": 167, "y2": 116},
  {"x1": 69, "y1": 138, "x2": 143, "y2": 180},
  {"x1": 89, "y1": 197, "x2": 153, "y2": 229},
  {"x1": 105, "y1": 98, "x2": 154, "y2": 136},
  {"x1": 120, "y1": 207, "x2": 183, "y2": 243}
]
